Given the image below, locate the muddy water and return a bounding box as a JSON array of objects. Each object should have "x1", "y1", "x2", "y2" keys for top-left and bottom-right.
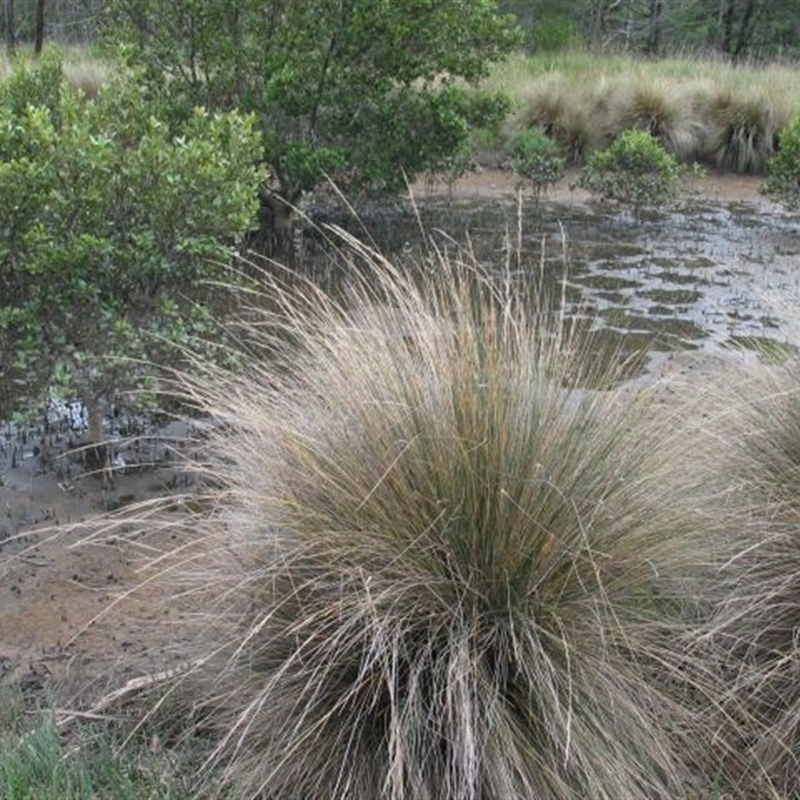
[
  {"x1": 3, "y1": 189, "x2": 798, "y2": 470},
  {"x1": 308, "y1": 192, "x2": 800, "y2": 368}
]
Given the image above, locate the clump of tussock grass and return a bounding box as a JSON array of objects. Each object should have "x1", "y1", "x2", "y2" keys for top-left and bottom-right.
[
  {"x1": 699, "y1": 89, "x2": 777, "y2": 174},
  {"x1": 613, "y1": 78, "x2": 706, "y2": 163},
  {"x1": 485, "y1": 51, "x2": 800, "y2": 175},
  {"x1": 514, "y1": 75, "x2": 604, "y2": 164},
  {"x1": 159, "y1": 234, "x2": 735, "y2": 799},
  {"x1": 702, "y1": 354, "x2": 800, "y2": 795}
]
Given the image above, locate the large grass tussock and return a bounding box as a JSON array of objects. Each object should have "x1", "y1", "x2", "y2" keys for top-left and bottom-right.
[
  {"x1": 702, "y1": 355, "x2": 800, "y2": 795},
  {"x1": 168, "y1": 235, "x2": 730, "y2": 799}
]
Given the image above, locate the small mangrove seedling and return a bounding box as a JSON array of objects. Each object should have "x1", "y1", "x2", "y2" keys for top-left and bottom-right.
[{"x1": 578, "y1": 128, "x2": 683, "y2": 221}]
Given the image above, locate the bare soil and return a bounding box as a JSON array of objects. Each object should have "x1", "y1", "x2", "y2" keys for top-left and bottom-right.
[
  {"x1": 416, "y1": 166, "x2": 774, "y2": 206},
  {"x1": 0, "y1": 426, "x2": 198, "y2": 710},
  {"x1": 0, "y1": 170, "x2": 788, "y2": 711}
]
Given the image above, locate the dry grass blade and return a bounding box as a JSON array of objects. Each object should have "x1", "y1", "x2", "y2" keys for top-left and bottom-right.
[{"x1": 702, "y1": 354, "x2": 800, "y2": 796}]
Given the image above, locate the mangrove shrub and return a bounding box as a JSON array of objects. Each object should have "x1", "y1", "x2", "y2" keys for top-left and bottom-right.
[
  {"x1": 578, "y1": 128, "x2": 683, "y2": 220},
  {"x1": 763, "y1": 112, "x2": 800, "y2": 210},
  {"x1": 509, "y1": 126, "x2": 565, "y2": 206},
  {"x1": 103, "y1": 0, "x2": 520, "y2": 238},
  {"x1": 0, "y1": 54, "x2": 261, "y2": 437}
]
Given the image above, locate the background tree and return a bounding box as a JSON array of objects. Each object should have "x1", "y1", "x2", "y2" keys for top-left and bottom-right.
[
  {"x1": 500, "y1": 0, "x2": 800, "y2": 60},
  {"x1": 33, "y1": 0, "x2": 43, "y2": 54},
  {"x1": 103, "y1": 0, "x2": 520, "y2": 248},
  {"x1": 0, "y1": 55, "x2": 261, "y2": 452},
  {"x1": 4, "y1": 0, "x2": 14, "y2": 54},
  {"x1": 644, "y1": 0, "x2": 663, "y2": 56},
  {"x1": 719, "y1": 0, "x2": 764, "y2": 62},
  {"x1": 0, "y1": 0, "x2": 103, "y2": 50}
]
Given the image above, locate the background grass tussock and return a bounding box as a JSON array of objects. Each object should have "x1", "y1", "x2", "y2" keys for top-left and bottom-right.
[{"x1": 490, "y1": 51, "x2": 800, "y2": 174}]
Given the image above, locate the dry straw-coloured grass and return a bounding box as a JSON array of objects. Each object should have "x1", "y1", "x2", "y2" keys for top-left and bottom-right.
[
  {"x1": 513, "y1": 75, "x2": 605, "y2": 164},
  {"x1": 0, "y1": 45, "x2": 110, "y2": 97},
  {"x1": 699, "y1": 89, "x2": 777, "y2": 174},
  {"x1": 611, "y1": 77, "x2": 706, "y2": 162},
  {"x1": 491, "y1": 51, "x2": 800, "y2": 173},
  {"x1": 700, "y1": 352, "x2": 800, "y2": 797},
  {"x1": 145, "y1": 230, "x2": 747, "y2": 800}
]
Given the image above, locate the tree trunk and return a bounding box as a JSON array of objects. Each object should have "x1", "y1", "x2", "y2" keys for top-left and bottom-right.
[
  {"x1": 228, "y1": 4, "x2": 243, "y2": 103},
  {"x1": 83, "y1": 394, "x2": 110, "y2": 477},
  {"x1": 732, "y1": 0, "x2": 760, "y2": 62},
  {"x1": 33, "y1": 0, "x2": 45, "y2": 56},
  {"x1": 4, "y1": 0, "x2": 15, "y2": 56},
  {"x1": 721, "y1": 0, "x2": 735, "y2": 54},
  {"x1": 246, "y1": 190, "x2": 299, "y2": 259},
  {"x1": 588, "y1": 0, "x2": 624, "y2": 49},
  {"x1": 644, "y1": 0, "x2": 663, "y2": 56},
  {"x1": 589, "y1": 0, "x2": 608, "y2": 48}
]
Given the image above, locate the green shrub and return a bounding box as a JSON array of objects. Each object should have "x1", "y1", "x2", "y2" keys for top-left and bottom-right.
[
  {"x1": 0, "y1": 55, "x2": 261, "y2": 435},
  {"x1": 0, "y1": 50, "x2": 64, "y2": 116},
  {"x1": 509, "y1": 126, "x2": 565, "y2": 205},
  {"x1": 762, "y1": 113, "x2": 800, "y2": 210},
  {"x1": 423, "y1": 90, "x2": 511, "y2": 198},
  {"x1": 164, "y1": 243, "x2": 728, "y2": 799},
  {"x1": 578, "y1": 129, "x2": 683, "y2": 220},
  {"x1": 104, "y1": 0, "x2": 520, "y2": 236}
]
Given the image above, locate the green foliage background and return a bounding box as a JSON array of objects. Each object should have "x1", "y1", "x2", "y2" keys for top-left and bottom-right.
[
  {"x1": 103, "y1": 0, "x2": 519, "y2": 210},
  {"x1": 0, "y1": 53, "x2": 261, "y2": 421}
]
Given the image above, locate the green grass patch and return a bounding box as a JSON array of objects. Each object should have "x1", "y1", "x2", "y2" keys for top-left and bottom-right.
[
  {"x1": 0, "y1": 714, "x2": 185, "y2": 799},
  {"x1": 0, "y1": 682, "x2": 219, "y2": 800}
]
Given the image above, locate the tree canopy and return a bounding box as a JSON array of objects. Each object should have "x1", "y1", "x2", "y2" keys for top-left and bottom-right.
[{"x1": 103, "y1": 0, "x2": 520, "y2": 236}]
